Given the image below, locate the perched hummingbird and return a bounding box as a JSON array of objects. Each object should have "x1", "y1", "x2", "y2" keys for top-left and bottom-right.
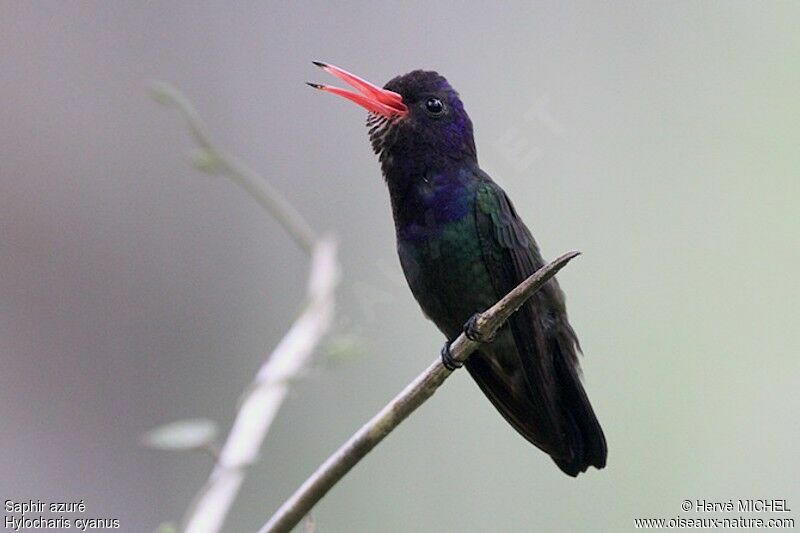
[{"x1": 309, "y1": 62, "x2": 607, "y2": 476}]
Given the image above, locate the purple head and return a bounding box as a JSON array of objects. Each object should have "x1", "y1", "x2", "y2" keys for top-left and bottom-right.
[{"x1": 309, "y1": 62, "x2": 477, "y2": 179}]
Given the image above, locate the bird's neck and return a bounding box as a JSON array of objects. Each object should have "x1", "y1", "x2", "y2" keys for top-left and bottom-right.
[{"x1": 385, "y1": 162, "x2": 478, "y2": 240}]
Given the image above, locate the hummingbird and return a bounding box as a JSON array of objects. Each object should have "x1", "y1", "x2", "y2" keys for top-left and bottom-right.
[{"x1": 309, "y1": 62, "x2": 607, "y2": 476}]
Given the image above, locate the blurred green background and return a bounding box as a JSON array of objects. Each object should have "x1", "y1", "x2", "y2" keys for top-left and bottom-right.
[{"x1": 1, "y1": 2, "x2": 798, "y2": 531}]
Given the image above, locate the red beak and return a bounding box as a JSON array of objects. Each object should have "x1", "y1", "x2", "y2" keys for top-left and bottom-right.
[{"x1": 308, "y1": 61, "x2": 409, "y2": 119}]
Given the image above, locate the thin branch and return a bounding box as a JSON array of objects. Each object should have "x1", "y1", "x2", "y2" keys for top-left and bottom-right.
[
  {"x1": 149, "y1": 83, "x2": 336, "y2": 532},
  {"x1": 148, "y1": 81, "x2": 318, "y2": 254},
  {"x1": 259, "y1": 251, "x2": 581, "y2": 533},
  {"x1": 183, "y1": 238, "x2": 339, "y2": 533}
]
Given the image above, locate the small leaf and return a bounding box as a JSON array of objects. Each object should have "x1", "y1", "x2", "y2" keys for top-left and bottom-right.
[
  {"x1": 141, "y1": 418, "x2": 218, "y2": 451},
  {"x1": 189, "y1": 148, "x2": 222, "y2": 173},
  {"x1": 147, "y1": 81, "x2": 178, "y2": 106},
  {"x1": 154, "y1": 522, "x2": 178, "y2": 533},
  {"x1": 324, "y1": 333, "x2": 367, "y2": 363}
]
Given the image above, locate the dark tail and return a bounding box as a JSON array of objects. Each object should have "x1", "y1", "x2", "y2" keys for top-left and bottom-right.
[
  {"x1": 549, "y1": 345, "x2": 607, "y2": 476},
  {"x1": 465, "y1": 329, "x2": 607, "y2": 477}
]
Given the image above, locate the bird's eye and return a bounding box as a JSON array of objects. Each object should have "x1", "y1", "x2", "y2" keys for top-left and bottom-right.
[{"x1": 425, "y1": 97, "x2": 444, "y2": 115}]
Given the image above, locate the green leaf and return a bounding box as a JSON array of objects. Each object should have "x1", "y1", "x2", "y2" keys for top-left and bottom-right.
[
  {"x1": 324, "y1": 333, "x2": 367, "y2": 363},
  {"x1": 147, "y1": 81, "x2": 178, "y2": 106},
  {"x1": 189, "y1": 148, "x2": 222, "y2": 173},
  {"x1": 141, "y1": 418, "x2": 218, "y2": 451},
  {"x1": 154, "y1": 522, "x2": 178, "y2": 533}
]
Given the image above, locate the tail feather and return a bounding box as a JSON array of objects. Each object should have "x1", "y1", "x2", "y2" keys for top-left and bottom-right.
[
  {"x1": 464, "y1": 334, "x2": 607, "y2": 477},
  {"x1": 550, "y1": 345, "x2": 607, "y2": 475}
]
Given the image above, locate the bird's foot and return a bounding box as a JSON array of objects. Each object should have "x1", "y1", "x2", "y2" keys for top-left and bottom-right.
[
  {"x1": 463, "y1": 313, "x2": 495, "y2": 344},
  {"x1": 440, "y1": 342, "x2": 462, "y2": 371}
]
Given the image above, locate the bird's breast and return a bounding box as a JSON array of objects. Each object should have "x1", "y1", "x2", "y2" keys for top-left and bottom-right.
[{"x1": 395, "y1": 184, "x2": 499, "y2": 338}]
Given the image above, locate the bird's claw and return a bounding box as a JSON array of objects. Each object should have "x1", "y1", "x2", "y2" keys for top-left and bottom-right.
[
  {"x1": 440, "y1": 342, "x2": 462, "y2": 371},
  {"x1": 463, "y1": 313, "x2": 494, "y2": 343}
]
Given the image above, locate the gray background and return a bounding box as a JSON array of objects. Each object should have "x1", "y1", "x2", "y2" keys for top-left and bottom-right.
[{"x1": 2, "y1": 2, "x2": 798, "y2": 531}]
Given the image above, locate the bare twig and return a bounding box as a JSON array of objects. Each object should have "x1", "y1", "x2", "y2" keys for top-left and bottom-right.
[
  {"x1": 183, "y1": 239, "x2": 338, "y2": 533},
  {"x1": 260, "y1": 251, "x2": 581, "y2": 533},
  {"x1": 148, "y1": 81, "x2": 318, "y2": 254},
  {"x1": 148, "y1": 83, "x2": 336, "y2": 533}
]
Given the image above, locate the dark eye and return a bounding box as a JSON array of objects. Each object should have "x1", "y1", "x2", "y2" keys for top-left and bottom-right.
[{"x1": 425, "y1": 97, "x2": 444, "y2": 115}]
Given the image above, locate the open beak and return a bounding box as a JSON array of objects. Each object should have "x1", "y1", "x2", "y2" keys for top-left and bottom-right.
[{"x1": 308, "y1": 61, "x2": 409, "y2": 119}]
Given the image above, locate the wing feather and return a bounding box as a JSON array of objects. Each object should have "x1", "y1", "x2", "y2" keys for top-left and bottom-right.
[{"x1": 470, "y1": 176, "x2": 606, "y2": 475}]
